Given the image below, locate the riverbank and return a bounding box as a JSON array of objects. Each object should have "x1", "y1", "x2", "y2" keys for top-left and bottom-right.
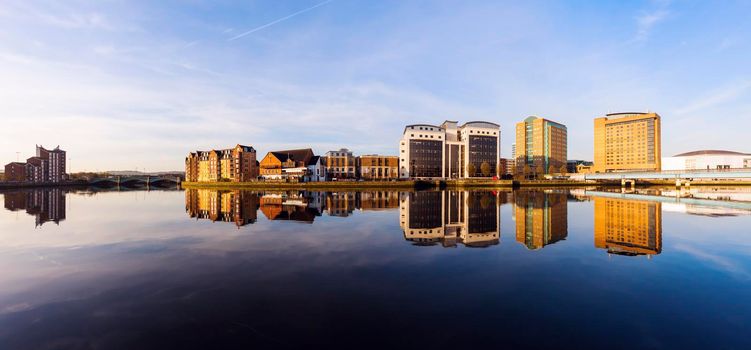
[
  {"x1": 181, "y1": 179, "x2": 615, "y2": 190},
  {"x1": 0, "y1": 180, "x2": 89, "y2": 190}
]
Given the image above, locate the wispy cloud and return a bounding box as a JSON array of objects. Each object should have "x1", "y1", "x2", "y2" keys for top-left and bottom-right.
[
  {"x1": 228, "y1": 0, "x2": 334, "y2": 41},
  {"x1": 633, "y1": 1, "x2": 671, "y2": 42},
  {"x1": 674, "y1": 80, "x2": 751, "y2": 116}
]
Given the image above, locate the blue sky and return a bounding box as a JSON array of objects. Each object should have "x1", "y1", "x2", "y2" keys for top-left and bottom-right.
[{"x1": 1, "y1": 0, "x2": 749, "y2": 171}]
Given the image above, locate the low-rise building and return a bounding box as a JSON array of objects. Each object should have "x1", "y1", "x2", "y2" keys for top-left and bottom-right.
[
  {"x1": 567, "y1": 160, "x2": 594, "y2": 174},
  {"x1": 499, "y1": 158, "x2": 514, "y2": 176},
  {"x1": 662, "y1": 150, "x2": 751, "y2": 171},
  {"x1": 259, "y1": 148, "x2": 315, "y2": 181},
  {"x1": 304, "y1": 155, "x2": 326, "y2": 182},
  {"x1": 4, "y1": 162, "x2": 26, "y2": 182},
  {"x1": 360, "y1": 155, "x2": 398, "y2": 180},
  {"x1": 185, "y1": 144, "x2": 259, "y2": 182},
  {"x1": 324, "y1": 148, "x2": 359, "y2": 180}
]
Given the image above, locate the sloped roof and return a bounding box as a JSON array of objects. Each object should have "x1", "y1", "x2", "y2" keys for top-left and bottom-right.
[
  {"x1": 674, "y1": 150, "x2": 751, "y2": 157},
  {"x1": 307, "y1": 155, "x2": 321, "y2": 166},
  {"x1": 269, "y1": 148, "x2": 314, "y2": 162}
]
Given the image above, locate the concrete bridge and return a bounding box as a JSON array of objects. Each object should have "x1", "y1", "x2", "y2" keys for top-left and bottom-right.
[
  {"x1": 89, "y1": 175, "x2": 182, "y2": 187},
  {"x1": 582, "y1": 169, "x2": 751, "y2": 187}
]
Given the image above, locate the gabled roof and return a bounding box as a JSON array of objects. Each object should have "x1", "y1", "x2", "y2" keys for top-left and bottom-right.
[
  {"x1": 269, "y1": 148, "x2": 314, "y2": 162},
  {"x1": 307, "y1": 155, "x2": 321, "y2": 166}
]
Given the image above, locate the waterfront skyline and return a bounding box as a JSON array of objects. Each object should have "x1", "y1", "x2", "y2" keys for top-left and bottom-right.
[{"x1": 2, "y1": 1, "x2": 750, "y2": 171}]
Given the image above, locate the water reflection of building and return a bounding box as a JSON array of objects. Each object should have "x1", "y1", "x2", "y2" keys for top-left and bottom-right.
[
  {"x1": 3, "y1": 189, "x2": 66, "y2": 227},
  {"x1": 185, "y1": 189, "x2": 259, "y2": 227},
  {"x1": 360, "y1": 191, "x2": 399, "y2": 211},
  {"x1": 259, "y1": 192, "x2": 320, "y2": 223},
  {"x1": 325, "y1": 192, "x2": 359, "y2": 217},
  {"x1": 594, "y1": 197, "x2": 662, "y2": 256},
  {"x1": 400, "y1": 191, "x2": 499, "y2": 248},
  {"x1": 514, "y1": 191, "x2": 568, "y2": 250}
]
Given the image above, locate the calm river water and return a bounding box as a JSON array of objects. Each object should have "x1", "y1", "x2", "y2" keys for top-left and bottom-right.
[{"x1": 0, "y1": 187, "x2": 749, "y2": 349}]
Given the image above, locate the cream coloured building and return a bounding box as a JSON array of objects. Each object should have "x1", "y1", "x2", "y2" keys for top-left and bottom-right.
[
  {"x1": 399, "y1": 120, "x2": 500, "y2": 179},
  {"x1": 593, "y1": 112, "x2": 661, "y2": 173}
]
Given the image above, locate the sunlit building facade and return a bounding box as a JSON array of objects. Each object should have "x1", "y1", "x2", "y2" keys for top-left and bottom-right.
[
  {"x1": 360, "y1": 155, "x2": 399, "y2": 180},
  {"x1": 514, "y1": 116, "x2": 568, "y2": 176},
  {"x1": 593, "y1": 112, "x2": 661, "y2": 173},
  {"x1": 186, "y1": 144, "x2": 259, "y2": 182}
]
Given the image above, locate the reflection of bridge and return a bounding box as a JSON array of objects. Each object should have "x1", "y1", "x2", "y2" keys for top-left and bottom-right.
[
  {"x1": 583, "y1": 169, "x2": 751, "y2": 187},
  {"x1": 89, "y1": 175, "x2": 182, "y2": 187},
  {"x1": 584, "y1": 190, "x2": 751, "y2": 211}
]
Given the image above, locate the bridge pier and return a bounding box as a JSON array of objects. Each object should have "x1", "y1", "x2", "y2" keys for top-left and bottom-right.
[{"x1": 621, "y1": 179, "x2": 635, "y2": 189}]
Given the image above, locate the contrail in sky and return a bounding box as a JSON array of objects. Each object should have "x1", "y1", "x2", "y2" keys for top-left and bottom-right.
[{"x1": 228, "y1": 0, "x2": 334, "y2": 41}]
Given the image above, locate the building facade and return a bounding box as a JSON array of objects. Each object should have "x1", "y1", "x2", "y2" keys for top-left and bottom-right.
[
  {"x1": 566, "y1": 160, "x2": 594, "y2": 174},
  {"x1": 304, "y1": 156, "x2": 326, "y2": 182},
  {"x1": 515, "y1": 116, "x2": 568, "y2": 176},
  {"x1": 324, "y1": 148, "x2": 359, "y2": 180},
  {"x1": 360, "y1": 155, "x2": 398, "y2": 180},
  {"x1": 593, "y1": 112, "x2": 661, "y2": 173},
  {"x1": 185, "y1": 144, "x2": 258, "y2": 182},
  {"x1": 2, "y1": 145, "x2": 66, "y2": 183},
  {"x1": 662, "y1": 150, "x2": 751, "y2": 171},
  {"x1": 398, "y1": 121, "x2": 500, "y2": 179},
  {"x1": 4, "y1": 162, "x2": 26, "y2": 182},
  {"x1": 259, "y1": 148, "x2": 314, "y2": 181}
]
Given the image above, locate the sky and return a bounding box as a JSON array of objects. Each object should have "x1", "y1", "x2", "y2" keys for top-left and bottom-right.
[{"x1": 1, "y1": 0, "x2": 750, "y2": 172}]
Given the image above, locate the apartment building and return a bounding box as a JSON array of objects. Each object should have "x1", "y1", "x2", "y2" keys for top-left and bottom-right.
[
  {"x1": 185, "y1": 144, "x2": 259, "y2": 182},
  {"x1": 360, "y1": 155, "x2": 398, "y2": 180},
  {"x1": 398, "y1": 120, "x2": 500, "y2": 179},
  {"x1": 2, "y1": 145, "x2": 66, "y2": 183},
  {"x1": 4, "y1": 162, "x2": 26, "y2": 182},
  {"x1": 515, "y1": 116, "x2": 567, "y2": 176},
  {"x1": 324, "y1": 148, "x2": 359, "y2": 180},
  {"x1": 593, "y1": 112, "x2": 661, "y2": 173}
]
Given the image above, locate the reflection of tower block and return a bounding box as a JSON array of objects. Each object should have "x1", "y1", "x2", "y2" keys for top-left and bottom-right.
[
  {"x1": 594, "y1": 197, "x2": 662, "y2": 256},
  {"x1": 400, "y1": 190, "x2": 500, "y2": 247}
]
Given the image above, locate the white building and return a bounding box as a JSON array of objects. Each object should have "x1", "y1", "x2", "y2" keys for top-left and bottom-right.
[
  {"x1": 398, "y1": 120, "x2": 500, "y2": 179},
  {"x1": 662, "y1": 150, "x2": 751, "y2": 171},
  {"x1": 304, "y1": 156, "x2": 326, "y2": 182}
]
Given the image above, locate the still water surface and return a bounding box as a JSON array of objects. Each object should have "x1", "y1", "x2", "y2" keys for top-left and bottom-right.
[{"x1": 0, "y1": 187, "x2": 750, "y2": 349}]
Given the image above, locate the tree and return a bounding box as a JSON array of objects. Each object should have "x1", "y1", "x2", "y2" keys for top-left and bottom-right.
[
  {"x1": 549, "y1": 165, "x2": 557, "y2": 175},
  {"x1": 523, "y1": 165, "x2": 531, "y2": 179},
  {"x1": 535, "y1": 166, "x2": 545, "y2": 179},
  {"x1": 560, "y1": 165, "x2": 568, "y2": 174},
  {"x1": 481, "y1": 162, "x2": 491, "y2": 177},
  {"x1": 467, "y1": 163, "x2": 477, "y2": 177}
]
